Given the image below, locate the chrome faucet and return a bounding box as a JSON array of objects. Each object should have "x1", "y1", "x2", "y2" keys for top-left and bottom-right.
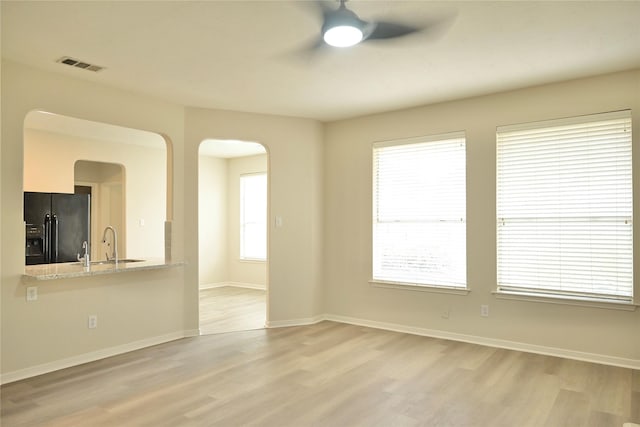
[
  {"x1": 102, "y1": 226, "x2": 118, "y2": 263},
  {"x1": 77, "y1": 240, "x2": 90, "y2": 267}
]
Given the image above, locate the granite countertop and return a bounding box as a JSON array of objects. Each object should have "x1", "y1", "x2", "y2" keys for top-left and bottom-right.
[{"x1": 23, "y1": 258, "x2": 183, "y2": 281}]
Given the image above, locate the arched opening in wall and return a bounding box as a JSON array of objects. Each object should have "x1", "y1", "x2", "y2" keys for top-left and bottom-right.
[
  {"x1": 23, "y1": 111, "x2": 168, "y2": 265},
  {"x1": 198, "y1": 139, "x2": 268, "y2": 335},
  {"x1": 74, "y1": 160, "x2": 125, "y2": 262}
]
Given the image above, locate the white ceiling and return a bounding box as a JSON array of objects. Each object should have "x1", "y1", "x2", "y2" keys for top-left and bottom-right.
[
  {"x1": 25, "y1": 110, "x2": 266, "y2": 158},
  {"x1": 2, "y1": 1, "x2": 640, "y2": 122},
  {"x1": 24, "y1": 111, "x2": 165, "y2": 148},
  {"x1": 200, "y1": 139, "x2": 267, "y2": 158}
]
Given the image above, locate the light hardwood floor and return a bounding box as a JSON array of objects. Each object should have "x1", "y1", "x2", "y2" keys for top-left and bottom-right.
[
  {"x1": 1, "y1": 321, "x2": 638, "y2": 426},
  {"x1": 199, "y1": 286, "x2": 266, "y2": 335}
]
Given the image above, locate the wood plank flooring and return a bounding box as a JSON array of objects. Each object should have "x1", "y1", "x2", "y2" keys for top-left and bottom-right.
[
  {"x1": 199, "y1": 286, "x2": 266, "y2": 335},
  {"x1": 1, "y1": 321, "x2": 638, "y2": 426}
]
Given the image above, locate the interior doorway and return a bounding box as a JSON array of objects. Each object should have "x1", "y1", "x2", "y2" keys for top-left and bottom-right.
[
  {"x1": 74, "y1": 160, "x2": 125, "y2": 261},
  {"x1": 198, "y1": 139, "x2": 268, "y2": 335}
]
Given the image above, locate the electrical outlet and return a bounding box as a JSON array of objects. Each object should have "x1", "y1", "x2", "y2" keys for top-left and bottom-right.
[
  {"x1": 441, "y1": 307, "x2": 451, "y2": 319},
  {"x1": 88, "y1": 315, "x2": 98, "y2": 329},
  {"x1": 480, "y1": 305, "x2": 489, "y2": 317},
  {"x1": 26, "y1": 286, "x2": 38, "y2": 302}
]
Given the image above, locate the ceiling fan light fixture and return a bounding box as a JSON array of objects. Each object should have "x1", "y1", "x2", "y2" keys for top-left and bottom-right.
[{"x1": 323, "y1": 25, "x2": 363, "y2": 47}]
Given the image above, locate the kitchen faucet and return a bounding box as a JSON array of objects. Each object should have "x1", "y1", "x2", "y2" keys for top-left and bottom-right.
[
  {"x1": 102, "y1": 226, "x2": 118, "y2": 263},
  {"x1": 77, "y1": 240, "x2": 90, "y2": 267}
]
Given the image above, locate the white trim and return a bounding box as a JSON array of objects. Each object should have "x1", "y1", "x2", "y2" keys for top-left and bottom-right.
[
  {"x1": 199, "y1": 282, "x2": 266, "y2": 291},
  {"x1": 496, "y1": 109, "x2": 631, "y2": 133},
  {"x1": 493, "y1": 290, "x2": 637, "y2": 311},
  {"x1": 324, "y1": 314, "x2": 640, "y2": 370},
  {"x1": 199, "y1": 282, "x2": 229, "y2": 290},
  {"x1": 266, "y1": 315, "x2": 326, "y2": 328},
  {"x1": 4, "y1": 314, "x2": 638, "y2": 385},
  {"x1": 373, "y1": 130, "x2": 466, "y2": 149},
  {"x1": 228, "y1": 281, "x2": 266, "y2": 290},
  {"x1": 0, "y1": 329, "x2": 199, "y2": 385},
  {"x1": 239, "y1": 258, "x2": 267, "y2": 263},
  {"x1": 370, "y1": 280, "x2": 470, "y2": 295}
]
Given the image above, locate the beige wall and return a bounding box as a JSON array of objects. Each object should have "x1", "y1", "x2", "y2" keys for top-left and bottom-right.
[
  {"x1": 185, "y1": 107, "x2": 324, "y2": 325},
  {"x1": 1, "y1": 60, "x2": 325, "y2": 380},
  {"x1": 198, "y1": 155, "x2": 228, "y2": 286},
  {"x1": 1, "y1": 60, "x2": 187, "y2": 379},
  {"x1": 198, "y1": 153, "x2": 268, "y2": 289},
  {"x1": 2, "y1": 57, "x2": 638, "y2": 381},
  {"x1": 227, "y1": 154, "x2": 268, "y2": 288},
  {"x1": 24, "y1": 128, "x2": 166, "y2": 259},
  {"x1": 0, "y1": 5, "x2": 3, "y2": 377},
  {"x1": 323, "y1": 69, "x2": 640, "y2": 364}
]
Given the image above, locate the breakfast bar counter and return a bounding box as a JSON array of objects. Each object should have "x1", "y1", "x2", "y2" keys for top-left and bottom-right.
[{"x1": 23, "y1": 258, "x2": 183, "y2": 281}]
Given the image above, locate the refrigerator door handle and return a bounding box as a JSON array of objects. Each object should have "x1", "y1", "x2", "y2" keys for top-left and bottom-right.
[
  {"x1": 52, "y1": 214, "x2": 59, "y2": 263},
  {"x1": 44, "y1": 214, "x2": 51, "y2": 263}
]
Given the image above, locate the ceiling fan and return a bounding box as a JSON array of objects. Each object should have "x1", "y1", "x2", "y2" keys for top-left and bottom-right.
[{"x1": 306, "y1": 0, "x2": 454, "y2": 49}]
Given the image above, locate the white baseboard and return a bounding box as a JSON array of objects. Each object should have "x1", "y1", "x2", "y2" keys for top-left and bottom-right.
[
  {"x1": 200, "y1": 282, "x2": 266, "y2": 291},
  {"x1": 199, "y1": 282, "x2": 228, "y2": 290},
  {"x1": 324, "y1": 314, "x2": 640, "y2": 370},
  {"x1": 227, "y1": 281, "x2": 266, "y2": 290},
  {"x1": 266, "y1": 315, "x2": 325, "y2": 328},
  {"x1": 4, "y1": 314, "x2": 637, "y2": 385},
  {"x1": 0, "y1": 329, "x2": 198, "y2": 385}
]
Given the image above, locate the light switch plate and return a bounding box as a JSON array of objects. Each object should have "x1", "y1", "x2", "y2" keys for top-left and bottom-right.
[{"x1": 88, "y1": 315, "x2": 98, "y2": 329}]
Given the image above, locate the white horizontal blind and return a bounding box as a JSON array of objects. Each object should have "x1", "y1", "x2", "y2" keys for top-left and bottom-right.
[
  {"x1": 240, "y1": 173, "x2": 267, "y2": 260},
  {"x1": 373, "y1": 133, "x2": 466, "y2": 287},
  {"x1": 497, "y1": 110, "x2": 632, "y2": 301}
]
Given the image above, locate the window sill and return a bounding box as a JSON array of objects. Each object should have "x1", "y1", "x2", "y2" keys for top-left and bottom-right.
[
  {"x1": 370, "y1": 280, "x2": 470, "y2": 295},
  {"x1": 493, "y1": 290, "x2": 637, "y2": 311},
  {"x1": 239, "y1": 258, "x2": 267, "y2": 263}
]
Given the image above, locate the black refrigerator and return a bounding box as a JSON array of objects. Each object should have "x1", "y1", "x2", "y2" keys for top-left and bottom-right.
[{"x1": 24, "y1": 192, "x2": 90, "y2": 265}]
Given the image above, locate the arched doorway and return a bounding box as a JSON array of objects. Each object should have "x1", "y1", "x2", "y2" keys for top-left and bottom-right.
[{"x1": 198, "y1": 139, "x2": 268, "y2": 335}]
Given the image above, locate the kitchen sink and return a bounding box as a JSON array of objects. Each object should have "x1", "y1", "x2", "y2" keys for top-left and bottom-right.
[{"x1": 76, "y1": 259, "x2": 145, "y2": 266}]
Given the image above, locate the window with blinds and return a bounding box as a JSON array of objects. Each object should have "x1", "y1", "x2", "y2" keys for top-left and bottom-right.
[
  {"x1": 372, "y1": 133, "x2": 467, "y2": 288},
  {"x1": 496, "y1": 110, "x2": 633, "y2": 302},
  {"x1": 240, "y1": 173, "x2": 267, "y2": 261}
]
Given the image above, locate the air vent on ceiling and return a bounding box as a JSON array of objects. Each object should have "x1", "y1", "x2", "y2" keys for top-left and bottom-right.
[{"x1": 56, "y1": 56, "x2": 105, "y2": 72}]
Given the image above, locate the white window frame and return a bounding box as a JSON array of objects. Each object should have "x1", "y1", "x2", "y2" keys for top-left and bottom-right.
[
  {"x1": 240, "y1": 172, "x2": 267, "y2": 261},
  {"x1": 371, "y1": 132, "x2": 467, "y2": 293},
  {"x1": 496, "y1": 110, "x2": 634, "y2": 308}
]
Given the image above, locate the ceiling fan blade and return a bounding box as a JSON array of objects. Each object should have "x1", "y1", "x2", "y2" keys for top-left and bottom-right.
[
  {"x1": 278, "y1": 36, "x2": 328, "y2": 64},
  {"x1": 284, "y1": 1, "x2": 458, "y2": 61},
  {"x1": 301, "y1": 0, "x2": 335, "y2": 25},
  {"x1": 282, "y1": 0, "x2": 334, "y2": 61},
  {"x1": 364, "y1": 21, "x2": 422, "y2": 41},
  {"x1": 364, "y1": 11, "x2": 458, "y2": 43},
  {"x1": 297, "y1": 36, "x2": 327, "y2": 55}
]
